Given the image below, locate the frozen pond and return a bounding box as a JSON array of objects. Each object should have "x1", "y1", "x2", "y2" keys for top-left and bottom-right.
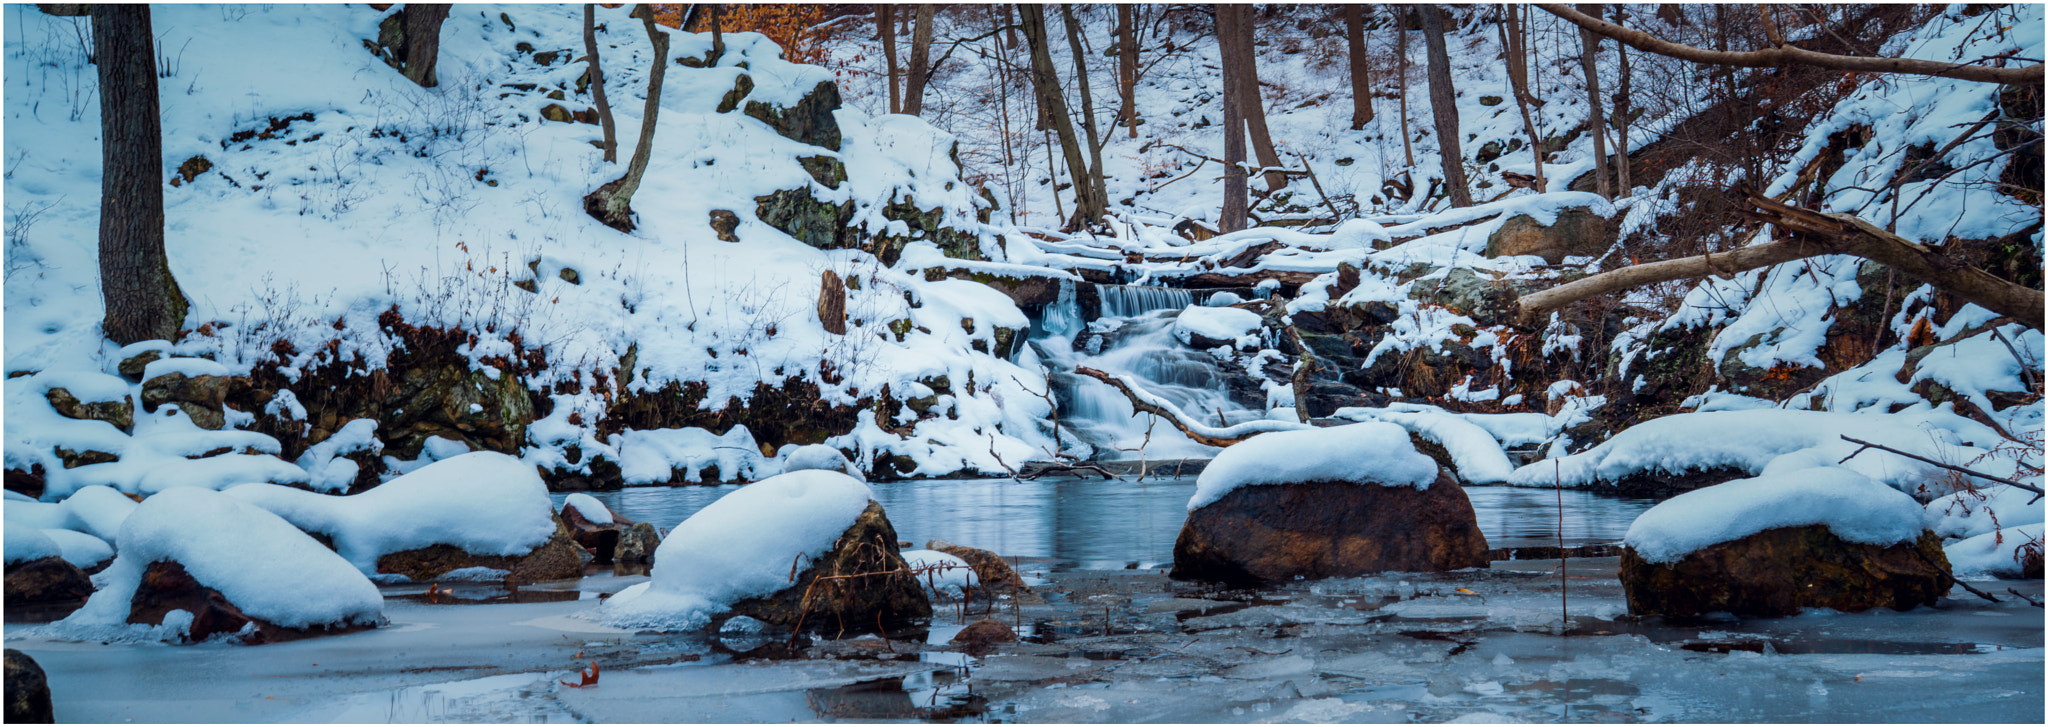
[{"x1": 550, "y1": 478, "x2": 1660, "y2": 570}]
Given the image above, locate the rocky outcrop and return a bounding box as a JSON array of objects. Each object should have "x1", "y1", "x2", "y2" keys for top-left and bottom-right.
[
  {"x1": 743, "y1": 80, "x2": 842, "y2": 151},
  {"x1": 4, "y1": 649, "x2": 51, "y2": 724},
  {"x1": 925, "y1": 538, "x2": 1032, "y2": 598},
  {"x1": 1170, "y1": 471, "x2": 1490, "y2": 585},
  {"x1": 724, "y1": 502, "x2": 930, "y2": 635},
  {"x1": 818, "y1": 270, "x2": 848, "y2": 335},
  {"x1": 2, "y1": 557, "x2": 93, "y2": 605},
  {"x1": 1482, "y1": 205, "x2": 1617, "y2": 264},
  {"x1": 374, "y1": 515, "x2": 583, "y2": 584},
  {"x1": 142, "y1": 369, "x2": 245, "y2": 431},
  {"x1": 1619, "y1": 526, "x2": 1953, "y2": 617},
  {"x1": 127, "y1": 561, "x2": 376, "y2": 644}
]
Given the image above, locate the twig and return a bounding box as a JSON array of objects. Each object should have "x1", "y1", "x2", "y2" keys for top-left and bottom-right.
[
  {"x1": 2006, "y1": 588, "x2": 2042, "y2": 608},
  {"x1": 1837, "y1": 436, "x2": 2044, "y2": 496},
  {"x1": 1988, "y1": 327, "x2": 2039, "y2": 392},
  {"x1": 1914, "y1": 547, "x2": 2000, "y2": 604}
]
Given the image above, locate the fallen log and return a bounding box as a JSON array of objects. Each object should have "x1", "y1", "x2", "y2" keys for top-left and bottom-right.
[{"x1": 1071, "y1": 366, "x2": 1311, "y2": 447}]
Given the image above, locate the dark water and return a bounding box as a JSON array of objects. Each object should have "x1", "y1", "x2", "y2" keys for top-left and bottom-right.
[{"x1": 552, "y1": 479, "x2": 1658, "y2": 571}]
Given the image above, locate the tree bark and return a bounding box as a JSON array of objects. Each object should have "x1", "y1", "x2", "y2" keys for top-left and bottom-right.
[
  {"x1": 401, "y1": 4, "x2": 450, "y2": 88},
  {"x1": 1537, "y1": 3, "x2": 2044, "y2": 86},
  {"x1": 584, "y1": 6, "x2": 668, "y2": 232},
  {"x1": 1612, "y1": 11, "x2": 1633, "y2": 195},
  {"x1": 902, "y1": 5, "x2": 937, "y2": 116},
  {"x1": 1226, "y1": 7, "x2": 1288, "y2": 192},
  {"x1": 1217, "y1": 4, "x2": 1250, "y2": 233},
  {"x1": 879, "y1": 4, "x2": 900, "y2": 114},
  {"x1": 1397, "y1": 16, "x2": 1413, "y2": 167},
  {"x1": 1019, "y1": 4, "x2": 1101, "y2": 230},
  {"x1": 1345, "y1": 5, "x2": 1373, "y2": 130},
  {"x1": 94, "y1": 4, "x2": 184, "y2": 345},
  {"x1": 1420, "y1": 5, "x2": 1471, "y2": 207},
  {"x1": 1117, "y1": 4, "x2": 1139, "y2": 138},
  {"x1": 1060, "y1": 4, "x2": 1110, "y2": 224},
  {"x1": 584, "y1": 4, "x2": 618, "y2": 163},
  {"x1": 1577, "y1": 3, "x2": 1611, "y2": 200},
  {"x1": 1498, "y1": 4, "x2": 1546, "y2": 192}
]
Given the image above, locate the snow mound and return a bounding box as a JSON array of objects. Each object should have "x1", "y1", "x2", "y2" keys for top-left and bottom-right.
[
  {"x1": 614, "y1": 426, "x2": 769, "y2": 485},
  {"x1": 1624, "y1": 467, "x2": 1928, "y2": 565},
  {"x1": 781, "y1": 444, "x2": 863, "y2": 481},
  {"x1": 1944, "y1": 524, "x2": 2043, "y2": 580},
  {"x1": 60, "y1": 488, "x2": 382, "y2": 633},
  {"x1": 4, "y1": 527, "x2": 61, "y2": 566},
  {"x1": 225, "y1": 451, "x2": 559, "y2": 574},
  {"x1": 1190, "y1": 422, "x2": 1440, "y2": 511},
  {"x1": 902, "y1": 549, "x2": 977, "y2": 599},
  {"x1": 294, "y1": 419, "x2": 382, "y2": 492},
  {"x1": 1927, "y1": 485, "x2": 2045, "y2": 541},
  {"x1": 1339, "y1": 408, "x2": 1513, "y2": 484},
  {"x1": 1172, "y1": 306, "x2": 1262, "y2": 348},
  {"x1": 562, "y1": 493, "x2": 613, "y2": 525},
  {"x1": 38, "y1": 528, "x2": 113, "y2": 569},
  {"x1": 58, "y1": 485, "x2": 140, "y2": 544},
  {"x1": 590, "y1": 469, "x2": 875, "y2": 631}
]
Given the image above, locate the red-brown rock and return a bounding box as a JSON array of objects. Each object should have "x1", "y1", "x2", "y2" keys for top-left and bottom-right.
[
  {"x1": 1620, "y1": 525, "x2": 1954, "y2": 617},
  {"x1": 127, "y1": 561, "x2": 375, "y2": 644},
  {"x1": 949, "y1": 618, "x2": 1018, "y2": 656},
  {"x1": 1170, "y1": 470, "x2": 1490, "y2": 584},
  {"x1": 925, "y1": 538, "x2": 1032, "y2": 597},
  {"x1": 2, "y1": 557, "x2": 92, "y2": 605},
  {"x1": 374, "y1": 514, "x2": 583, "y2": 584}
]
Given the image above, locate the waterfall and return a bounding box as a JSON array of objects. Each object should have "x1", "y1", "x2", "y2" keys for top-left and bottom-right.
[
  {"x1": 1034, "y1": 279, "x2": 1083, "y2": 340},
  {"x1": 1096, "y1": 284, "x2": 1194, "y2": 318}
]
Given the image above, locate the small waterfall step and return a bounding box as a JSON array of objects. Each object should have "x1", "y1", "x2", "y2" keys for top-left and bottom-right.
[{"x1": 1096, "y1": 284, "x2": 1193, "y2": 318}]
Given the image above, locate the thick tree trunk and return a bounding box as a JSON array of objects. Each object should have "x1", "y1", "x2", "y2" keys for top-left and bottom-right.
[
  {"x1": 94, "y1": 4, "x2": 183, "y2": 345},
  {"x1": 1226, "y1": 7, "x2": 1288, "y2": 192},
  {"x1": 1577, "y1": 3, "x2": 1610, "y2": 200},
  {"x1": 1019, "y1": 4, "x2": 1101, "y2": 230},
  {"x1": 401, "y1": 4, "x2": 450, "y2": 88},
  {"x1": 1345, "y1": 5, "x2": 1372, "y2": 130},
  {"x1": 879, "y1": 4, "x2": 900, "y2": 114},
  {"x1": 584, "y1": 7, "x2": 668, "y2": 232},
  {"x1": 1060, "y1": 5, "x2": 1110, "y2": 223},
  {"x1": 584, "y1": 4, "x2": 618, "y2": 163},
  {"x1": 1499, "y1": 4, "x2": 1546, "y2": 192},
  {"x1": 1420, "y1": 5, "x2": 1471, "y2": 207},
  {"x1": 1217, "y1": 4, "x2": 1250, "y2": 233},
  {"x1": 902, "y1": 5, "x2": 937, "y2": 116},
  {"x1": 1117, "y1": 4, "x2": 1138, "y2": 138}
]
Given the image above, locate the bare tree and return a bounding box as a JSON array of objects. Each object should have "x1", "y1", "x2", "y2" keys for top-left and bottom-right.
[
  {"x1": 902, "y1": 5, "x2": 937, "y2": 116},
  {"x1": 1019, "y1": 4, "x2": 1103, "y2": 229},
  {"x1": 584, "y1": 5, "x2": 669, "y2": 232},
  {"x1": 1117, "y1": 4, "x2": 1139, "y2": 138},
  {"x1": 1577, "y1": 3, "x2": 1612, "y2": 200},
  {"x1": 1345, "y1": 5, "x2": 1372, "y2": 130},
  {"x1": 1612, "y1": 9, "x2": 1634, "y2": 194},
  {"x1": 1227, "y1": 7, "x2": 1288, "y2": 192},
  {"x1": 1420, "y1": 4, "x2": 1471, "y2": 207},
  {"x1": 584, "y1": 4, "x2": 618, "y2": 163},
  {"x1": 1498, "y1": 4, "x2": 1546, "y2": 191},
  {"x1": 94, "y1": 4, "x2": 184, "y2": 344},
  {"x1": 401, "y1": 4, "x2": 450, "y2": 88},
  {"x1": 1218, "y1": 4, "x2": 1250, "y2": 232},
  {"x1": 879, "y1": 4, "x2": 900, "y2": 113},
  {"x1": 1397, "y1": 14, "x2": 1414, "y2": 168},
  {"x1": 1060, "y1": 5, "x2": 1111, "y2": 223}
]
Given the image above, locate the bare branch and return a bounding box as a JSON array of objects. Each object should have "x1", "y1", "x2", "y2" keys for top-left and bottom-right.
[{"x1": 1837, "y1": 435, "x2": 2044, "y2": 496}]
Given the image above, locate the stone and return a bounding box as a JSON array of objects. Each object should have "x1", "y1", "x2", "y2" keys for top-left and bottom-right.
[
  {"x1": 817, "y1": 270, "x2": 847, "y2": 335},
  {"x1": 141, "y1": 371, "x2": 237, "y2": 411},
  {"x1": 117, "y1": 349, "x2": 163, "y2": 379},
  {"x1": 4, "y1": 649, "x2": 52, "y2": 724},
  {"x1": 926, "y1": 539, "x2": 1033, "y2": 597},
  {"x1": 127, "y1": 561, "x2": 374, "y2": 644},
  {"x1": 743, "y1": 80, "x2": 842, "y2": 151},
  {"x1": 45, "y1": 387, "x2": 133, "y2": 429},
  {"x1": 716, "y1": 73, "x2": 754, "y2": 113},
  {"x1": 708, "y1": 209, "x2": 740, "y2": 242},
  {"x1": 754, "y1": 186, "x2": 855, "y2": 254},
  {"x1": 1408, "y1": 268, "x2": 1528, "y2": 327},
  {"x1": 1170, "y1": 470, "x2": 1490, "y2": 585},
  {"x1": 1482, "y1": 205, "x2": 1618, "y2": 264},
  {"x1": 2, "y1": 557, "x2": 92, "y2": 605},
  {"x1": 561, "y1": 504, "x2": 634, "y2": 564},
  {"x1": 725, "y1": 502, "x2": 931, "y2": 635},
  {"x1": 557, "y1": 267, "x2": 580, "y2": 285},
  {"x1": 539, "y1": 103, "x2": 573, "y2": 123},
  {"x1": 615, "y1": 522, "x2": 661, "y2": 563},
  {"x1": 1620, "y1": 526, "x2": 1954, "y2": 618},
  {"x1": 374, "y1": 515, "x2": 583, "y2": 584},
  {"x1": 949, "y1": 618, "x2": 1018, "y2": 656}
]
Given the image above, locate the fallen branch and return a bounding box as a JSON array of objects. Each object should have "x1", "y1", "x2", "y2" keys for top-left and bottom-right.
[
  {"x1": 1913, "y1": 547, "x2": 2000, "y2": 604},
  {"x1": 1072, "y1": 366, "x2": 1310, "y2": 446},
  {"x1": 2007, "y1": 588, "x2": 2043, "y2": 608},
  {"x1": 1016, "y1": 460, "x2": 1123, "y2": 480},
  {"x1": 1837, "y1": 435, "x2": 2044, "y2": 497}
]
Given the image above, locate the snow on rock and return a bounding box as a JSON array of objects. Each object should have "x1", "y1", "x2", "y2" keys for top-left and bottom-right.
[
  {"x1": 4, "y1": 527, "x2": 61, "y2": 566},
  {"x1": 37, "y1": 528, "x2": 113, "y2": 569},
  {"x1": 781, "y1": 444, "x2": 863, "y2": 481},
  {"x1": 60, "y1": 487, "x2": 382, "y2": 633},
  {"x1": 614, "y1": 426, "x2": 769, "y2": 485},
  {"x1": 1944, "y1": 524, "x2": 2044, "y2": 580},
  {"x1": 562, "y1": 493, "x2": 613, "y2": 526},
  {"x1": 1339, "y1": 408, "x2": 1514, "y2": 484},
  {"x1": 591, "y1": 470, "x2": 875, "y2": 631},
  {"x1": 902, "y1": 549, "x2": 978, "y2": 600},
  {"x1": 1172, "y1": 306, "x2": 1263, "y2": 348},
  {"x1": 294, "y1": 419, "x2": 382, "y2": 493},
  {"x1": 57, "y1": 485, "x2": 140, "y2": 545},
  {"x1": 1623, "y1": 467, "x2": 1928, "y2": 565},
  {"x1": 4, "y1": 499, "x2": 70, "y2": 531},
  {"x1": 1927, "y1": 485, "x2": 2045, "y2": 541},
  {"x1": 1190, "y1": 422, "x2": 1439, "y2": 511},
  {"x1": 224, "y1": 452, "x2": 559, "y2": 574}
]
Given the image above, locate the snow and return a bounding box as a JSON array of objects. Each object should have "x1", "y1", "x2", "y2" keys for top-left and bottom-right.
[
  {"x1": 613, "y1": 426, "x2": 769, "y2": 485},
  {"x1": 58, "y1": 487, "x2": 383, "y2": 633},
  {"x1": 1189, "y1": 422, "x2": 1440, "y2": 511},
  {"x1": 1172, "y1": 306, "x2": 1262, "y2": 348},
  {"x1": 1944, "y1": 524, "x2": 2044, "y2": 580},
  {"x1": 37, "y1": 528, "x2": 112, "y2": 569},
  {"x1": 1928, "y1": 485, "x2": 2046, "y2": 541},
  {"x1": 224, "y1": 451, "x2": 559, "y2": 575},
  {"x1": 294, "y1": 419, "x2": 382, "y2": 493},
  {"x1": 562, "y1": 493, "x2": 613, "y2": 525},
  {"x1": 1336, "y1": 407, "x2": 1515, "y2": 484},
  {"x1": 56, "y1": 485, "x2": 139, "y2": 544},
  {"x1": 590, "y1": 469, "x2": 876, "y2": 631},
  {"x1": 1624, "y1": 466, "x2": 1929, "y2": 565},
  {"x1": 4, "y1": 526, "x2": 61, "y2": 566},
  {"x1": 781, "y1": 443, "x2": 862, "y2": 481}
]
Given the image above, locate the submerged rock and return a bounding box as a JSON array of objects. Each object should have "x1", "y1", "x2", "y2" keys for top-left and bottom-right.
[
  {"x1": 1620, "y1": 526, "x2": 1954, "y2": 617},
  {"x1": 3, "y1": 649, "x2": 51, "y2": 724},
  {"x1": 1171, "y1": 470, "x2": 1491, "y2": 585}
]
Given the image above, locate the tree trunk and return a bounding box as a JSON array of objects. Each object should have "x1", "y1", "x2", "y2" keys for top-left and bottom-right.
[
  {"x1": 1001, "y1": 3, "x2": 1019, "y2": 49},
  {"x1": 1217, "y1": 4, "x2": 1250, "y2": 233},
  {"x1": 1019, "y1": 4, "x2": 1101, "y2": 230},
  {"x1": 902, "y1": 4, "x2": 936, "y2": 116},
  {"x1": 584, "y1": 6, "x2": 669, "y2": 232},
  {"x1": 1420, "y1": 5, "x2": 1471, "y2": 207},
  {"x1": 1397, "y1": 17, "x2": 1413, "y2": 167},
  {"x1": 1577, "y1": 3, "x2": 1611, "y2": 199},
  {"x1": 1060, "y1": 4, "x2": 1110, "y2": 224},
  {"x1": 1346, "y1": 5, "x2": 1372, "y2": 130},
  {"x1": 401, "y1": 4, "x2": 450, "y2": 88},
  {"x1": 879, "y1": 4, "x2": 900, "y2": 114},
  {"x1": 584, "y1": 4, "x2": 618, "y2": 163},
  {"x1": 1612, "y1": 10, "x2": 1634, "y2": 194},
  {"x1": 1226, "y1": 6, "x2": 1288, "y2": 192},
  {"x1": 1117, "y1": 4, "x2": 1138, "y2": 138},
  {"x1": 1498, "y1": 4, "x2": 1546, "y2": 192},
  {"x1": 94, "y1": 4, "x2": 184, "y2": 345}
]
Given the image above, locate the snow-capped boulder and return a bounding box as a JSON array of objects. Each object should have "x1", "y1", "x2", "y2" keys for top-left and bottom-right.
[
  {"x1": 902, "y1": 549, "x2": 978, "y2": 601},
  {"x1": 1173, "y1": 305, "x2": 1262, "y2": 349},
  {"x1": 592, "y1": 469, "x2": 928, "y2": 633},
  {"x1": 1619, "y1": 467, "x2": 1951, "y2": 617},
  {"x1": 1171, "y1": 423, "x2": 1490, "y2": 584},
  {"x1": 61, "y1": 488, "x2": 383, "y2": 643},
  {"x1": 561, "y1": 493, "x2": 643, "y2": 564},
  {"x1": 1480, "y1": 194, "x2": 1617, "y2": 264},
  {"x1": 3, "y1": 529, "x2": 92, "y2": 606},
  {"x1": 226, "y1": 452, "x2": 581, "y2": 584}
]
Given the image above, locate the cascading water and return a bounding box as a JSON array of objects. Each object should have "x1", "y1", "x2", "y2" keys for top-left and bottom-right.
[{"x1": 1029, "y1": 282, "x2": 1263, "y2": 461}]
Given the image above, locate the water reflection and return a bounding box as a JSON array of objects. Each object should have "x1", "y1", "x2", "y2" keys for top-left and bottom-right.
[{"x1": 552, "y1": 480, "x2": 1657, "y2": 571}]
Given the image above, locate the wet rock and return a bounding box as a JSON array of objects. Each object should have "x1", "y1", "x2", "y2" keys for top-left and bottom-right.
[
  {"x1": 926, "y1": 538, "x2": 1033, "y2": 597},
  {"x1": 2, "y1": 557, "x2": 92, "y2": 605},
  {"x1": 1620, "y1": 526, "x2": 1953, "y2": 618},
  {"x1": 561, "y1": 505, "x2": 634, "y2": 565},
  {"x1": 375, "y1": 515, "x2": 583, "y2": 584},
  {"x1": 818, "y1": 270, "x2": 847, "y2": 335},
  {"x1": 726, "y1": 502, "x2": 931, "y2": 634},
  {"x1": 1170, "y1": 470, "x2": 1490, "y2": 585},
  {"x1": 950, "y1": 618, "x2": 1018, "y2": 656},
  {"x1": 128, "y1": 560, "x2": 374, "y2": 644},
  {"x1": 3, "y1": 649, "x2": 51, "y2": 724},
  {"x1": 1482, "y1": 205, "x2": 1617, "y2": 264},
  {"x1": 44, "y1": 387, "x2": 133, "y2": 430},
  {"x1": 614, "y1": 522, "x2": 661, "y2": 564},
  {"x1": 4, "y1": 466, "x2": 45, "y2": 500},
  {"x1": 1607, "y1": 465, "x2": 1753, "y2": 499},
  {"x1": 743, "y1": 80, "x2": 842, "y2": 151}
]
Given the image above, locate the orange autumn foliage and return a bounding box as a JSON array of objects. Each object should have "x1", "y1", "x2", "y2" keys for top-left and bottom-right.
[{"x1": 646, "y1": 4, "x2": 830, "y2": 66}]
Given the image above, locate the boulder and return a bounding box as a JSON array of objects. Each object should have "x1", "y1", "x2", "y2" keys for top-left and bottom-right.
[
  {"x1": 1620, "y1": 526, "x2": 1953, "y2": 617},
  {"x1": 128, "y1": 561, "x2": 375, "y2": 644},
  {"x1": 949, "y1": 618, "x2": 1018, "y2": 656},
  {"x1": 2, "y1": 557, "x2": 92, "y2": 605},
  {"x1": 925, "y1": 538, "x2": 1032, "y2": 597},
  {"x1": 1482, "y1": 205, "x2": 1617, "y2": 264},
  {"x1": 614, "y1": 522, "x2": 661, "y2": 564},
  {"x1": 708, "y1": 209, "x2": 740, "y2": 242},
  {"x1": 44, "y1": 387, "x2": 132, "y2": 430},
  {"x1": 3, "y1": 649, "x2": 51, "y2": 724},
  {"x1": 376, "y1": 514, "x2": 583, "y2": 584},
  {"x1": 1171, "y1": 470, "x2": 1490, "y2": 584},
  {"x1": 725, "y1": 502, "x2": 931, "y2": 634},
  {"x1": 561, "y1": 500, "x2": 637, "y2": 565},
  {"x1": 743, "y1": 80, "x2": 842, "y2": 151}
]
